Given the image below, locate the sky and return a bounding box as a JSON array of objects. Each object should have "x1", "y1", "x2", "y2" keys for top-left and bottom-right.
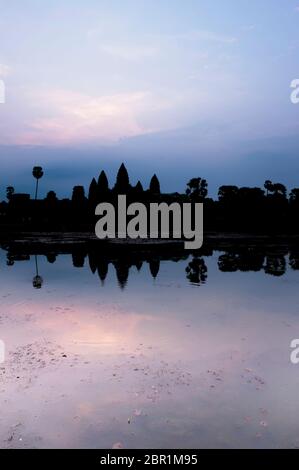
[{"x1": 0, "y1": 0, "x2": 299, "y2": 198}]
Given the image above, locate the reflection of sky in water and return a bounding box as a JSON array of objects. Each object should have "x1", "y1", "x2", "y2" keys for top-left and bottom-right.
[{"x1": 1, "y1": 249, "x2": 299, "y2": 448}]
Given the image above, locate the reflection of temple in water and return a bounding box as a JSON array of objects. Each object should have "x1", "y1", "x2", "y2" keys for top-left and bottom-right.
[{"x1": 2, "y1": 243, "x2": 299, "y2": 289}]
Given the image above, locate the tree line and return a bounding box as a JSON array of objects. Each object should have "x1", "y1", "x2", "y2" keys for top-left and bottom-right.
[
  {"x1": 4, "y1": 245, "x2": 299, "y2": 289},
  {"x1": 1, "y1": 163, "x2": 299, "y2": 233}
]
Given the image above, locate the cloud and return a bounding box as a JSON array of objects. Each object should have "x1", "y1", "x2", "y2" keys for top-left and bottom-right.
[
  {"x1": 100, "y1": 43, "x2": 157, "y2": 61},
  {"x1": 0, "y1": 64, "x2": 11, "y2": 77},
  {"x1": 13, "y1": 89, "x2": 165, "y2": 146},
  {"x1": 192, "y1": 31, "x2": 238, "y2": 44},
  {"x1": 91, "y1": 27, "x2": 236, "y2": 65},
  {"x1": 242, "y1": 25, "x2": 256, "y2": 32},
  {"x1": 87, "y1": 27, "x2": 102, "y2": 39},
  {"x1": 172, "y1": 30, "x2": 238, "y2": 44}
]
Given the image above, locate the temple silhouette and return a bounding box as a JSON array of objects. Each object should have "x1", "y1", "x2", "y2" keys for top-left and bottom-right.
[
  {"x1": 1, "y1": 164, "x2": 299, "y2": 234},
  {"x1": 2, "y1": 240, "x2": 298, "y2": 290}
]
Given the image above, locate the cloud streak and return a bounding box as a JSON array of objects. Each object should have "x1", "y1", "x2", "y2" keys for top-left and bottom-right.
[
  {"x1": 100, "y1": 43, "x2": 158, "y2": 61},
  {"x1": 15, "y1": 89, "x2": 153, "y2": 145},
  {"x1": 177, "y1": 30, "x2": 238, "y2": 44}
]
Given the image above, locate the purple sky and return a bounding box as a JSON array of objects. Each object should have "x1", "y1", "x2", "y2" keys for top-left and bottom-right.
[{"x1": 1, "y1": 1, "x2": 299, "y2": 197}]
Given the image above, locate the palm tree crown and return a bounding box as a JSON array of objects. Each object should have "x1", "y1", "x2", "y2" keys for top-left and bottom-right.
[{"x1": 32, "y1": 166, "x2": 44, "y2": 200}]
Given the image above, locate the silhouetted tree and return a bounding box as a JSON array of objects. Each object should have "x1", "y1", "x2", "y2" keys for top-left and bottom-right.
[
  {"x1": 32, "y1": 166, "x2": 44, "y2": 200},
  {"x1": 45, "y1": 190, "x2": 58, "y2": 202},
  {"x1": 264, "y1": 180, "x2": 273, "y2": 197},
  {"x1": 6, "y1": 186, "x2": 14, "y2": 201},
  {"x1": 72, "y1": 186, "x2": 86, "y2": 203},
  {"x1": 272, "y1": 183, "x2": 287, "y2": 198},
  {"x1": 264, "y1": 180, "x2": 286, "y2": 198},
  {"x1": 218, "y1": 185, "x2": 239, "y2": 202},
  {"x1": 290, "y1": 188, "x2": 299, "y2": 203},
  {"x1": 238, "y1": 187, "x2": 265, "y2": 202},
  {"x1": 186, "y1": 178, "x2": 208, "y2": 202}
]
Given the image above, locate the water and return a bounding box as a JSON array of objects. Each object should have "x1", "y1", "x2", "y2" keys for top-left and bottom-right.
[{"x1": 0, "y1": 245, "x2": 299, "y2": 449}]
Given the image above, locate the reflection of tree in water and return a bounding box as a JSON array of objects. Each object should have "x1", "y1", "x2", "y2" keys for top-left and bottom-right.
[
  {"x1": 218, "y1": 250, "x2": 286, "y2": 277},
  {"x1": 264, "y1": 255, "x2": 286, "y2": 277},
  {"x1": 238, "y1": 252, "x2": 264, "y2": 272},
  {"x1": 32, "y1": 255, "x2": 43, "y2": 289},
  {"x1": 218, "y1": 253, "x2": 238, "y2": 272},
  {"x1": 46, "y1": 253, "x2": 56, "y2": 264},
  {"x1": 6, "y1": 252, "x2": 43, "y2": 287},
  {"x1": 218, "y1": 250, "x2": 264, "y2": 272},
  {"x1": 2, "y1": 244, "x2": 294, "y2": 289},
  {"x1": 6, "y1": 253, "x2": 15, "y2": 266},
  {"x1": 72, "y1": 252, "x2": 86, "y2": 268},
  {"x1": 289, "y1": 251, "x2": 299, "y2": 270},
  {"x1": 149, "y1": 259, "x2": 160, "y2": 279},
  {"x1": 6, "y1": 253, "x2": 30, "y2": 266},
  {"x1": 185, "y1": 256, "x2": 207, "y2": 285}
]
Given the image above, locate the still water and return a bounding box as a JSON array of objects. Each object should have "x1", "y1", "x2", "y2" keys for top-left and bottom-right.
[{"x1": 0, "y1": 245, "x2": 299, "y2": 449}]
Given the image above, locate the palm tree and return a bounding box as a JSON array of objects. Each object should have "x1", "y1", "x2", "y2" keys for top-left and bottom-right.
[
  {"x1": 32, "y1": 166, "x2": 44, "y2": 200},
  {"x1": 32, "y1": 255, "x2": 43, "y2": 289},
  {"x1": 264, "y1": 180, "x2": 273, "y2": 197},
  {"x1": 6, "y1": 186, "x2": 14, "y2": 201}
]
